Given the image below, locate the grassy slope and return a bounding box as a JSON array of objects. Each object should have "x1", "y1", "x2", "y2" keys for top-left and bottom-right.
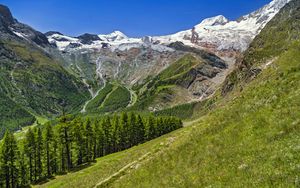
[
  {"x1": 0, "y1": 92, "x2": 35, "y2": 137},
  {"x1": 35, "y1": 125, "x2": 190, "y2": 188},
  {"x1": 86, "y1": 83, "x2": 131, "y2": 113},
  {"x1": 132, "y1": 54, "x2": 202, "y2": 111},
  {"x1": 85, "y1": 83, "x2": 114, "y2": 112},
  {"x1": 111, "y1": 44, "x2": 300, "y2": 187},
  {"x1": 35, "y1": 47, "x2": 300, "y2": 187},
  {"x1": 36, "y1": 1, "x2": 300, "y2": 187},
  {"x1": 0, "y1": 39, "x2": 89, "y2": 134},
  {"x1": 99, "y1": 85, "x2": 131, "y2": 112}
]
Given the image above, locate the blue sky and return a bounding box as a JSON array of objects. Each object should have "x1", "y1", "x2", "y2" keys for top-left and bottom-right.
[{"x1": 1, "y1": 0, "x2": 272, "y2": 37}]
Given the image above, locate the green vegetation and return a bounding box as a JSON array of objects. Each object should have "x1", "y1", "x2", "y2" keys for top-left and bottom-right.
[
  {"x1": 111, "y1": 43, "x2": 300, "y2": 187},
  {"x1": 131, "y1": 54, "x2": 203, "y2": 111},
  {"x1": 0, "y1": 113, "x2": 182, "y2": 187},
  {"x1": 86, "y1": 83, "x2": 131, "y2": 113},
  {"x1": 154, "y1": 102, "x2": 196, "y2": 119},
  {"x1": 99, "y1": 86, "x2": 131, "y2": 112},
  {"x1": 0, "y1": 39, "x2": 89, "y2": 134},
  {"x1": 0, "y1": 93, "x2": 36, "y2": 138},
  {"x1": 31, "y1": 1, "x2": 300, "y2": 187},
  {"x1": 85, "y1": 83, "x2": 114, "y2": 112}
]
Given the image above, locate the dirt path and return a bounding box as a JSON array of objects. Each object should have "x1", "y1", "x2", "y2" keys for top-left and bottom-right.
[
  {"x1": 81, "y1": 88, "x2": 103, "y2": 113},
  {"x1": 126, "y1": 87, "x2": 137, "y2": 107},
  {"x1": 93, "y1": 136, "x2": 177, "y2": 188},
  {"x1": 93, "y1": 152, "x2": 151, "y2": 188}
]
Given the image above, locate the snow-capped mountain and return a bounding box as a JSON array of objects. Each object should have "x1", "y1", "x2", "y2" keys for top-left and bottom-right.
[
  {"x1": 46, "y1": 0, "x2": 290, "y2": 54},
  {"x1": 46, "y1": 30, "x2": 174, "y2": 52},
  {"x1": 153, "y1": 0, "x2": 291, "y2": 52}
]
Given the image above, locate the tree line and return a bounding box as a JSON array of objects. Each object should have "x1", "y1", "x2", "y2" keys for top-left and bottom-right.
[{"x1": 0, "y1": 113, "x2": 182, "y2": 187}]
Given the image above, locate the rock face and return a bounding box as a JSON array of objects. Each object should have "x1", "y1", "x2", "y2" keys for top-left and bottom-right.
[
  {"x1": 77, "y1": 33, "x2": 101, "y2": 44},
  {"x1": 0, "y1": 4, "x2": 51, "y2": 47},
  {"x1": 0, "y1": 5, "x2": 14, "y2": 25}
]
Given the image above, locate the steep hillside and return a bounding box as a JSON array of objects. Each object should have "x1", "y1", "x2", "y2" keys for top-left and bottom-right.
[
  {"x1": 36, "y1": 0, "x2": 300, "y2": 187},
  {"x1": 0, "y1": 5, "x2": 90, "y2": 135},
  {"x1": 111, "y1": 0, "x2": 300, "y2": 186},
  {"x1": 131, "y1": 52, "x2": 226, "y2": 111},
  {"x1": 43, "y1": 0, "x2": 291, "y2": 114}
]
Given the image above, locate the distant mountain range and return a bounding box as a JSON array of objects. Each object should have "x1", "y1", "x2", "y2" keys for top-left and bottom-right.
[
  {"x1": 0, "y1": 0, "x2": 291, "y2": 135},
  {"x1": 46, "y1": 0, "x2": 290, "y2": 54}
]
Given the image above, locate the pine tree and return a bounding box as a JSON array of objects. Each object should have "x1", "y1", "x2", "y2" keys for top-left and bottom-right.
[
  {"x1": 72, "y1": 121, "x2": 83, "y2": 165},
  {"x1": 58, "y1": 117, "x2": 72, "y2": 172},
  {"x1": 18, "y1": 148, "x2": 29, "y2": 187},
  {"x1": 36, "y1": 127, "x2": 43, "y2": 180},
  {"x1": 1, "y1": 131, "x2": 19, "y2": 188},
  {"x1": 111, "y1": 114, "x2": 121, "y2": 152},
  {"x1": 146, "y1": 116, "x2": 157, "y2": 140},
  {"x1": 101, "y1": 117, "x2": 112, "y2": 155},
  {"x1": 44, "y1": 123, "x2": 54, "y2": 177},
  {"x1": 95, "y1": 119, "x2": 105, "y2": 157},
  {"x1": 25, "y1": 128, "x2": 35, "y2": 182},
  {"x1": 135, "y1": 115, "x2": 145, "y2": 144},
  {"x1": 128, "y1": 112, "x2": 136, "y2": 146},
  {"x1": 85, "y1": 119, "x2": 94, "y2": 162},
  {"x1": 120, "y1": 113, "x2": 129, "y2": 149}
]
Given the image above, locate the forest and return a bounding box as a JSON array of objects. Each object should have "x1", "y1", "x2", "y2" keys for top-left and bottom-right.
[{"x1": 0, "y1": 112, "x2": 182, "y2": 187}]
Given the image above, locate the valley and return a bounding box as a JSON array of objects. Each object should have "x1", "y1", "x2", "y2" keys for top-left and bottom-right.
[{"x1": 0, "y1": 0, "x2": 299, "y2": 187}]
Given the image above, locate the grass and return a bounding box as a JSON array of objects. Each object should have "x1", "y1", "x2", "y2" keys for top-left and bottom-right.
[
  {"x1": 34, "y1": 126, "x2": 189, "y2": 188},
  {"x1": 34, "y1": 47, "x2": 300, "y2": 187},
  {"x1": 99, "y1": 85, "x2": 131, "y2": 112},
  {"x1": 85, "y1": 83, "x2": 114, "y2": 112},
  {"x1": 34, "y1": 2, "x2": 300, "y2": 185},
  {"x1": 109, "y1": 41, "x2": 300, "y2": 187}
]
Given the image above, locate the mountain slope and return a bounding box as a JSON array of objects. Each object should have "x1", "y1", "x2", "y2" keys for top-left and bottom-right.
[
  {"x1": 43, "y1": 0, "x2": 290, "y2": 115},
  {"x1": 110, "y1": 0, "x2": 300, "y2": 186},
  {"x1": 35, "y1": 0, "x2": 300, "y2": 187},
  {"x1": 0, "y1": 5, "x2": 90, "y2": 135},
  {"x1": 131, "y1": 51, "x2": 227, "y2": 111}
]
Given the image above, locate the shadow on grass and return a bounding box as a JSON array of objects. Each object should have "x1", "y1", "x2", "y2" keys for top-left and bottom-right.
[{"x1": 33, "y1": 162, "x2": 96, "y2": 185}]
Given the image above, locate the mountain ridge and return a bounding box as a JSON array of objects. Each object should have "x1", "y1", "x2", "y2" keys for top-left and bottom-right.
[{"x1": 46, "y1": 0, "x2": 290, "y2": 55}]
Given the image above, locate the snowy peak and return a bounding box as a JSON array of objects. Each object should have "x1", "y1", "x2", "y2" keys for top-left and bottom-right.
[
  {"x1": 239, "y1": 0, "x2": 291, "y2": 25},
  {"x1": 46, "y1": 0, "x2": 291, "y2": 54},
  {"x1": 98, "y1": 31, "x2": 128, "y2": 42},
  {"x1": 198, "y1": 15, "x2": 229, "y2": 27},
  {"x1": 153, "y1": 0, "x2": 291, "y2": 53}
]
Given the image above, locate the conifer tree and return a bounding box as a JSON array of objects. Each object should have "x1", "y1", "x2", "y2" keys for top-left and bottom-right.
[
  {"x1": 1, "y1": 131, "x2": 19, "y2": 188},
  {"x1": 24, "y1": 128, "x2": 35, "y2": 182},
  {"x1": 146, "y1": 116, "x2": 157, "y2": 140},
  {"x1": 135, "y1": 115, "x2": 145, "y2": 144},
  {"x1": 73, "y1": 121, "x2": 84, "y2": 165},
  {"x1": 36, "y1": 127, "x2": 43, "y2": 180},
  {"x1": 120, "y1": 113, "x2": 129, "y2": 149},
  {"x1": 128, "y1": 112, "x2": 136, "y2": 146},
  {"x1": 85, "y1": 119, "x2": 94, "y2": 162},
  {"x1": 19, "y1": 148, "x2": 29, "y2": 187},
  {"x1": 102, "y1": 117, "x2": 112, "y2": 155},
  {"x1": 44, "y1": 123, "x2": 55, "y2": 177},
  {"x1": 111, "y1": 114, "x2": 121, "y2": 152},
  {"x1": 58, "y1": 117, "x2": 72, "y2": 172}
]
